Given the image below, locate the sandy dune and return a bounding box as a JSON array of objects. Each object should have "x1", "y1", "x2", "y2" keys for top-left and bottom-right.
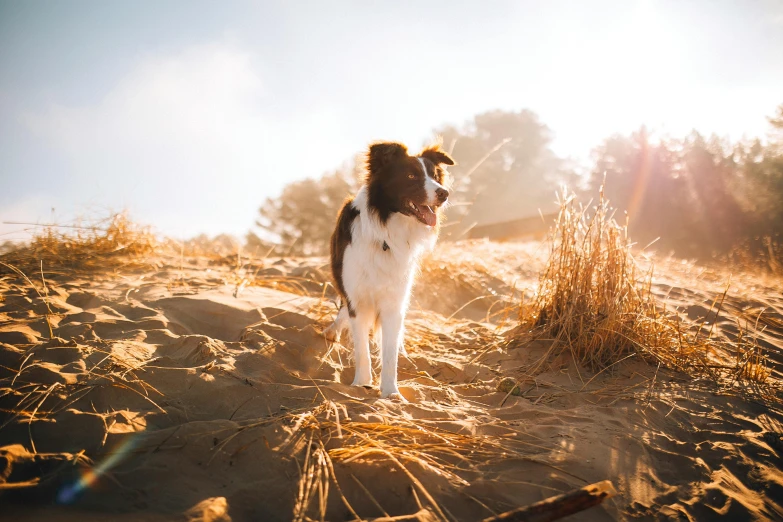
[{"x1": 1, "y1": 241, "x2": 782, "y2": 521}]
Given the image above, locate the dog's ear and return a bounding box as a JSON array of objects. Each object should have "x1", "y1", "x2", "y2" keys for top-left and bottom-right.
[
  {"x1": 420, "y1": 145, "x2": 455, "y2": 166},
  {"x1": 367, "y1": 142, "x2": 408, "y2": 174}
]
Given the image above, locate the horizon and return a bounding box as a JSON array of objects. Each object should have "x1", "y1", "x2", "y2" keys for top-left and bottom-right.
[{"x1": 1, "y1": 0, "x2": 782, "y2": 241}]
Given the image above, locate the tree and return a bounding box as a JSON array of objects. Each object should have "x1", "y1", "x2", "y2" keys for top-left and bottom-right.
[
  {"x1": 590, "y1": 128, "x2": 698, "y2": 253},
  {"x1": 588, "y1": 126, "x2": 783, "y2": 258},
  {"x1": 251, "y1": 162, "x2": 362, "y2": 256},
  {"x1": 768, "y1": 103, "x2": 783, "y2": 150},
  {"x1": 734, "y1": 106, "x2": 783, "y2": 237},
  {"x1": 435, "y1": 110, "x2": 574, "y2": 237}
]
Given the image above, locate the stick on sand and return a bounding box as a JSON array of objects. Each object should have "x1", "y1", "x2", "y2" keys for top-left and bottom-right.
[{"x1": 480, "y1": 480, "x2": 617, "y2": 522}]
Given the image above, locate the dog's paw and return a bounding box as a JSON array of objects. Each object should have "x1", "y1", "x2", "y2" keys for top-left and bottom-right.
[
  {"x1": 322, "y1": 325, "x2": 341, "y2": 343},
  {"x1": 381, "y1": 391, "x2": 408, "y2": 403},
  {"x1": 351, "y1": 371, "x2": 373, "y2": 388},
  {"x1": 380, "y1": 385, "x2": 407, "y2": 402}
]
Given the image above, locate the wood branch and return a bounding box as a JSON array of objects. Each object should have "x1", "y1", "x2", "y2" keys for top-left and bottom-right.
[
  {"x1": 480, "y1": 480, "x2": 617, "y2": 522},
  {"x1": 369, "y1": 509, "x2": 439, "y2": 522}
]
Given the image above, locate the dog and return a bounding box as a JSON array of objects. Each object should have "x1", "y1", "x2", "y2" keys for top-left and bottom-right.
[{"x1": 323, "y1": 141, "x2": 454, "y2": 400}]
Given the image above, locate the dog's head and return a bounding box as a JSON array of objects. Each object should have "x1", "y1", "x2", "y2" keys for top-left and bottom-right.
[{"x1": 366, "y1": 141, "x2": 455, "y2": 227}]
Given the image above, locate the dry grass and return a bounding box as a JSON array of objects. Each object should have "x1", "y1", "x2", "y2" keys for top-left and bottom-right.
[
  {"x1": 0, "y1": 338, "x2": 165, "y2": 455},
  {"x1": 0, "y1": 213, "x2": 157, "y2": 273},
  {"x1": 514, "y1": 186, "x2": 770, "y2": 385},
  {"x1": 224, "y1": 398, "x2": 553, "y2": 522},
  {"x1": 0, "y1": 212, "x2": 330, "y2": 300}
]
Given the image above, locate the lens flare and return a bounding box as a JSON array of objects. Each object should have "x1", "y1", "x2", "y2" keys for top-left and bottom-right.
[
  {"x1": 57, "y1": 434, "x2": 142, "y2": 504},
  {"x1": 626, "y1": 139, "x2": 653, "y2": 225}
]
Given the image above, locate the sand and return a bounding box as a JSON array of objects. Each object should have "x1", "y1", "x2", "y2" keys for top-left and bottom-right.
[{"x1": 1, "y1": 240, "x2": 782, "y2": 521}]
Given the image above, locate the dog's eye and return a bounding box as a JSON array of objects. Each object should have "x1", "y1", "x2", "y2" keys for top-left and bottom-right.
[{"x1": 408, "y1": 173, "x2": 416, "y2": 179}]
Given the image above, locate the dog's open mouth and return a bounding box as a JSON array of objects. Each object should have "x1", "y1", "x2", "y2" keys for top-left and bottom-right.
[{"x1": 406, "y1": 200, "x2": 437, "y2": 227}]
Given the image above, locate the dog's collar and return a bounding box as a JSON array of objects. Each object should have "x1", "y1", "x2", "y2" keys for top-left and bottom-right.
[{"x1": 382, "y1": 241, "x2": 390, "y2": 252}]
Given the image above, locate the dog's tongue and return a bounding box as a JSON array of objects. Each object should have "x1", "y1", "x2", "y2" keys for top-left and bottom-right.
[{"x1": 420, "y1": 205, "x2": 437, "y2": 227}]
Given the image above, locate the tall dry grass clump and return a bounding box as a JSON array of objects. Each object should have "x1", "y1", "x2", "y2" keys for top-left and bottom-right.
[
  {"x1": 0, "y1": 212, "x2": 157, "y2": 272},
  {"x1": 522, "y1": 187, "x2": 649, "y2": 369},
  {"x1": 516, "y1": 187, "x2": 769, "y2": 384}
]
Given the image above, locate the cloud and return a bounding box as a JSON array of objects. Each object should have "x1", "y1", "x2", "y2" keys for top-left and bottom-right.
[{"x1": 22, "y1": 40, "x2": 354, "y2": 237}]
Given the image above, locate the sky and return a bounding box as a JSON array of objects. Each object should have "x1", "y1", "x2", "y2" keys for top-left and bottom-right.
[{"x1": 1, "y1": 0, "x2": 782, "y2": 241}]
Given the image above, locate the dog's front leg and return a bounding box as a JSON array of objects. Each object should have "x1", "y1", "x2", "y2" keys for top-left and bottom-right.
[
  {"x1": 379, "y1": 308, "x2": 404, "y2": 400},
  {"x1": 350, "y1": 310, "x2": 373, "y2": 387}
]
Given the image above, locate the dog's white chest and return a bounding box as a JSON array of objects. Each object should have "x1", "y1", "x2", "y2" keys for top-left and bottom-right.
[{"x1": 343, "y1": 222, "x2": 420, "y2": 306}]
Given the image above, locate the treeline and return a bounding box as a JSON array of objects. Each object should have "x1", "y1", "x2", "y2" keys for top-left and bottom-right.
[
  {"x1": 248, "y1": 105, "x2": 783, "y2": 270},
  {"x1": 593, "y1": 118, "x2": 783, "y2": 264},
  {"x1": 247, "y1": 110, "x2": 576, "y2": 254}
]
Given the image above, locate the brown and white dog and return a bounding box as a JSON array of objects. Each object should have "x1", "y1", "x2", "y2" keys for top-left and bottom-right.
[{"x1": 324, "y1": 141, "x2": 454, "y2": 400}]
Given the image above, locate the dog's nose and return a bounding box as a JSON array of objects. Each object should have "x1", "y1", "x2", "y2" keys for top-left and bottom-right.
[{"x1": 436, "y1": 188, "x2": 449, "y2": 203}]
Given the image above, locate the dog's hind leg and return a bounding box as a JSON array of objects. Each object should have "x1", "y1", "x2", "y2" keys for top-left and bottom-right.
[
  {"x1": 323, "y1": 306, "x2": 349, "y2": 343},
  {"x1": 369, "y1": 315, "x2": 381, "y2": 355}
]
